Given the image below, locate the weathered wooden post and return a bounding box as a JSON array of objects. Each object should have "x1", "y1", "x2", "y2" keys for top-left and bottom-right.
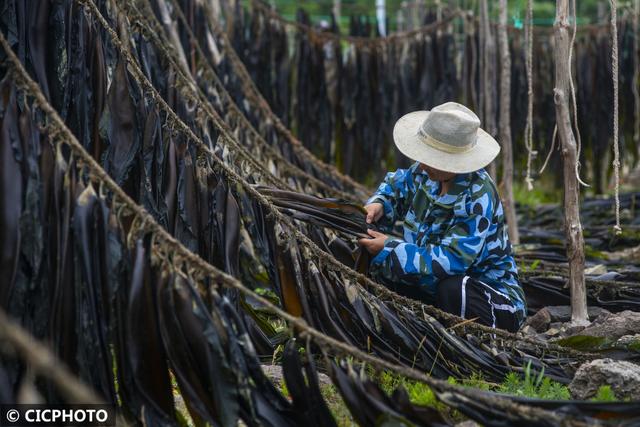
[
  {"x1": 498, "y1": 0, "x2": 519, "y2": 244},
  {"x1": 480, "y1": 0, "x2": 497, "y2": 178},
  {"x1": 553, "y1": 0, "x2": 588, "y2": 325}
]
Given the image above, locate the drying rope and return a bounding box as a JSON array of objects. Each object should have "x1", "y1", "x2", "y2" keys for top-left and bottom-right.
[
  {"x1": 524, "y1": 0, "x2": 535, "y2": 190},
  {"x1": 0, "y1": 309, "x2": 104, "y2": 404},
  {"x1": 201, "y1": 1, "x2": 372, "y2": 199},
  {"x1": 121, "y1": 0, "x2": 356, "y2": 202},
  {"x1": 539, "y1": 125, "x2": 557, "y2": 173},
  {"x1": 250, "y1": 0, "x2": 463, "y2": 47},
  {"x1": 634, "y1": 0, "x2": 640, "y2": 150},
  {"x1": 75, "y1": 0, "x2": 597, "y2": 357},
  {"x1": 94, "y1": 0, "x2": 597, "y2": 355},
  {"x1": 611, "y1": 0, "x2": 622, "y2": 234},
  {"x1": 0, "y1": 34, "x2": 581, "y2": 425}
]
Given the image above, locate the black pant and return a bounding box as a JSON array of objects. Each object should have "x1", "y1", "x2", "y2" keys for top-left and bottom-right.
[{"x1": 436, "y1": 275, "x2": 521, "y2": 332}]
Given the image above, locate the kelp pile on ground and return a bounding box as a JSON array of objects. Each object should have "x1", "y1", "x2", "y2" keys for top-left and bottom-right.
[
  {"x1": 228, "y1": 0, "x2": 640, "y2": 188},
  {"x1": 5, "y1": 24, "x2": 640, "y2": 426},
  {"x1": 514, "y1": 193, "x2": 640, "y2": 316}
]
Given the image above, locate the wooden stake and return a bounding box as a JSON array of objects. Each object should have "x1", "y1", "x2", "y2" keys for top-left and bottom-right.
[
  {"x1": 481, "y1": 0, "x2": 497, "y2": 179},
  {"x1": 498, "y1": 0, "x2": 519, "y2": 245},
  {"x1": 553, "y1": 0, "x2": 588, "y2": 326}
]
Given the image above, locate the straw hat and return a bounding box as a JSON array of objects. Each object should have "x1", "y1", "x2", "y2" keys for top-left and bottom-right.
[{"x1": 393, "y1": 102, "x2": 500, "y2": 174}]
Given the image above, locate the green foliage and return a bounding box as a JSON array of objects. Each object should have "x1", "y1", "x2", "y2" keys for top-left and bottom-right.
[
  {"x1": 313, "y1": 364, "x2": 577, "y2": 426},
  {"x1": 554, "y1": 335, "x2": 612, "y2": 352},
  {"x1": 497, "y1": 362, "x2": 570, "y2": 400},
  {"x1": 521, "y1": 259, "x2": 541, "y2": 273},
  {"x1": 592, "y1": 385, "x2": 618, "y2": 402},
  {"x1": 280, "y1": 379, "x2": 290, "y2": 398},
  {"x1": 318, "y1": 383, "x2": 356, "y2": 426},
  {"x1": 447, "y1": 372, "x2": 493, "y2": 391},
  {"x1": 264, "y1": 0, "x2": 608, "y2": 34},
  {"x1": 629, "y1": 340, "x2": 640, "y2": 353},
  {"x1": 513, "y1": 181, "x2": 559, "y2": 207}
]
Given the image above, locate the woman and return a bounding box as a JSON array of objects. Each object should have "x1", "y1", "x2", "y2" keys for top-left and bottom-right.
[{"x1": 358, "y1": 102, "x2": 526, "y2": 332}]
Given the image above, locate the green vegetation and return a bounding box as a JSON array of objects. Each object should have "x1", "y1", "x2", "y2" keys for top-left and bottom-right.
[
  {"x1": 512, "y1": 180, "x2": 560, "y2": 207},
  {"x1": 254, "y1": 362, "x2": 624, "y2": 425},
  {"x1": 592, "y1": 385, "x2": 619, "y2": 402},
  {"x1": 497, "y1": 369, "x2": 571, "y2": 400},
  {"x1": 262, "y1": 0, "x2": 612, "y2": 33}
]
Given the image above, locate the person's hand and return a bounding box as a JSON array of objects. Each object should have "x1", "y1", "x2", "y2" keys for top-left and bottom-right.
[
  {"x1": 358, "y1": 229, "x2": 388, "y2": 256},
  {"x1": 364, "y1": 203, "x2": 384, "y2": 224}
]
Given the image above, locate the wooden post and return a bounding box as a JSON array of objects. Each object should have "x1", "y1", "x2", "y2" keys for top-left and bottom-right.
[
  {"x1": 633, "y1": 0, "x2": 640, "y2": 150},
  {"x1": 553, "y1": 0, "x2": 588, "y2": 326},
  {"x1": 333, "y1": 0, "x2": 341, "y2": 27},
  {"x1": 498, "y1": 0, "x2": 519, "y2": 244},
  {"x1": 480, "y1": 0, "x2": 497, "y2": 179}
]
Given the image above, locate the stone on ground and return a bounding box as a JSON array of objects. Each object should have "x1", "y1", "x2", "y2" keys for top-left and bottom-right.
[
  {"x1": 569, "y1": 358, "x2": 640, "y2": 400},
  {"x1": 579, "y1": 310, "x2": 640, "y2": 339},
  {"x1": 261, "y1": 364, "x2": 332, "y2": 388}
]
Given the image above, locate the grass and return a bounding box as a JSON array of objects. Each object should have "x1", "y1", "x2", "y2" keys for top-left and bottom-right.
[
  {"x1": 171, "y1": 361, "x2": 622, "y2": 426},
  {"x1": 513, "y1": 180, "x2": 560, "y2": 207}
]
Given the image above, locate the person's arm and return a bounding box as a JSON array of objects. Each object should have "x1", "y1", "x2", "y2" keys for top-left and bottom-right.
[
  {"x1": 369, "y1": 195, "x2": 493, "y2": 294},
  {"x1": 365, "y1": 168, "x2": 412, "y2": 227}
]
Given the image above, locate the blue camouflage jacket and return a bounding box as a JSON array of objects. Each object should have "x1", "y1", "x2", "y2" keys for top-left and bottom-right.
[{"x1": 367, "y1": 162, "x2": 526, "y2": 317}]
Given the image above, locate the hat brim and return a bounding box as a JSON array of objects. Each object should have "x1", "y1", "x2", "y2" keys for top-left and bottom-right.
[{"x1": 393, "y1": 111, "x2": 500, "y2": 174}]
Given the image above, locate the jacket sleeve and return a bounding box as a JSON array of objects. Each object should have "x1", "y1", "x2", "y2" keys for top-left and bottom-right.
[
  {"x1": 365, "y1": 168, "x2": 412, "y2": 227},
  {"x1": 369, "y1": 193, "x2": 494, "y2": 294}
]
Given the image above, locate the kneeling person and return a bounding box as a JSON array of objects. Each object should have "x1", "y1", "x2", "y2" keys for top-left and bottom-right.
[{"x1": 358, "y1": 102, "x2": 526, "y2": 332}]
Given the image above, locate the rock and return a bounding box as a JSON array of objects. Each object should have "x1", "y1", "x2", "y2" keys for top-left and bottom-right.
[
  {"x1": 545, "y1": 327, "x2": 561, "y2": 337},
  {"x1": 579, "y1": 310, "x2": 640, "y2": 339},
  {"x1": 523, "y1": 308, "x2": 551, "y2": 332},
  {"x1": 548, "y1": 321, "x2": 563, "y2": 330},
  {"x1": 569, "y1": 359, "x2": 640, "y2": 400},
  {"x1": 543, "y1": 306, "x2": 610, "y2": 323},
  {"x1": 261, "y1": 364, "x2": 332, "y2": 388},
  {"x1": 520, "y1": 325, "x2": 536, "y2": 335},
  {"x1": 261, "y1": 364, "x2": 285, "y2": 387},
  {"x1": 562, "y1": 324, "x2": 586, "y2": 337},
  {"x1": 615, "y1": 334, "x2": 640, "y2": 351},
  {"x1": 455, "y1": 421, "x2": 480, "y2": 427}
]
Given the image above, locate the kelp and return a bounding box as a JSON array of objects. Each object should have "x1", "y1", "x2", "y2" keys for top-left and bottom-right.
[
  {"x1": 3, "y1": 25, "x2": 640, "y2": 426},
  {"x1": 29, "y1": 0, "x2": 603, "y2": 382},
  {"x1": 260, "y1": 187, "x2": 369, "y2": 238},
  {"x1": 119, "y1": 0, "x2": 362, "y2": 202},
  {"x1": 229, "y1": 1, "x2": 640, "y2": 186},
  {"x1": 2, "y1": 1, "x2": 640, "y2": 425},
  {"x1": 97, "y1": 0, "x2": 604, "y2": 384}
]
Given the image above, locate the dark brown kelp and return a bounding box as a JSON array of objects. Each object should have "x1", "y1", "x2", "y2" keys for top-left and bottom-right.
[
  {"x1": 230, "y1": 0, "x2": 640, "y2": 187},
  {"x1": 1, "y1": 1, "x2": 640, "y2": 425}
]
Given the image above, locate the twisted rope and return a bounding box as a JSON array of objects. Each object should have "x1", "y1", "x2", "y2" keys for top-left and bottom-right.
[
  {"x1": 122, "y1": 0, "x2": 356, "y2": 201},
  {"x1": 0, "y1": 33, "x2": 580, "y2": 425},
  {"x1": 0, "y1": 309, "x2": 104, "y2": 404},
  {"x1": 250, "y1": 0, "x2": 463, "y2": 47},
  {"x1": 201, "y1": 1, "x2": 372, "y2": 199},
  {"x1": 524, "y1": 0, "x2": 535, "y2": 190},
  {"x1": 78, "y1": 0, "x2": 597, "y2": 357},
  {"x1": 611, "y1": 0, "x2": 622, "y2": 234}
]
